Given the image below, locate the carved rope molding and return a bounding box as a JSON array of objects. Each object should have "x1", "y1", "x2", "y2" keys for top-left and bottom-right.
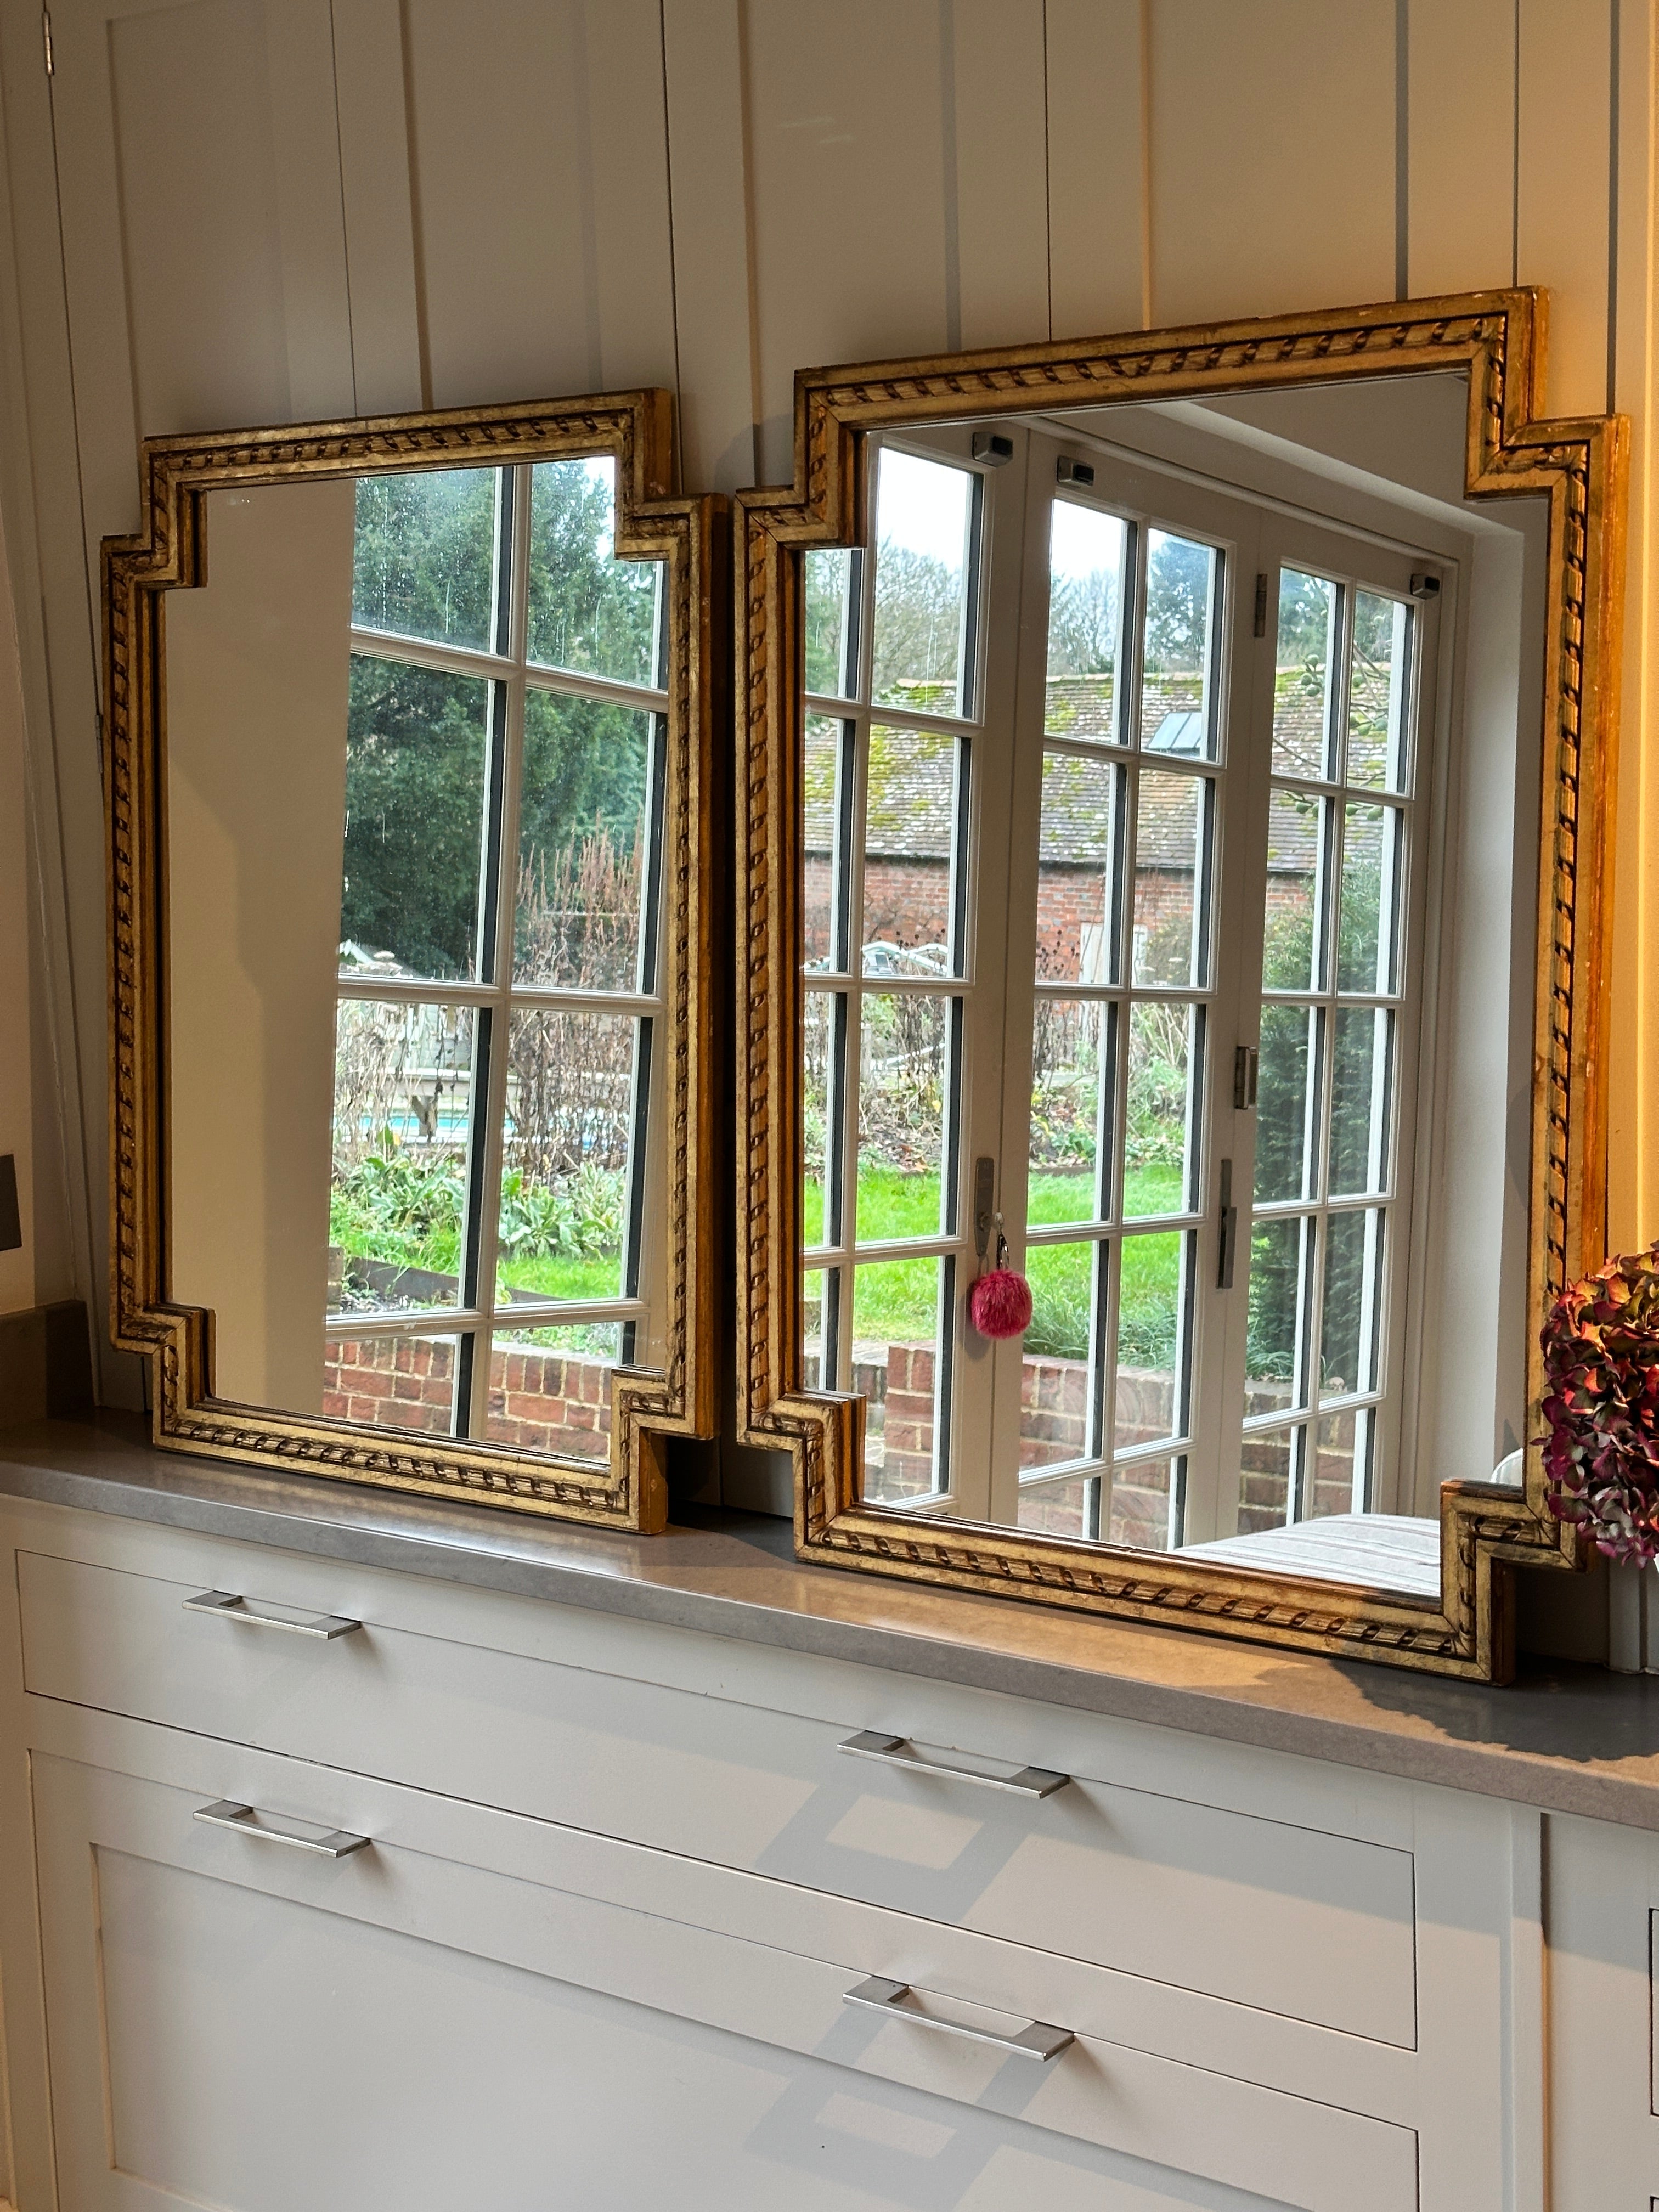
[
  {"x1": 105, "y1": 392, "x2": 717, "y2": 1531},
  {"x1": 735, "y1": 291, "x2": 1627, "y2": 1680}
]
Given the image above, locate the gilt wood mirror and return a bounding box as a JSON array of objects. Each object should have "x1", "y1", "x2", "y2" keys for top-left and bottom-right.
[
  {"x1": 106, "y1": 391, "x2": 716, "y2": 1530},
  {"x1": 736, "y1": 291, "x2": 1625, "y2": 1678}
]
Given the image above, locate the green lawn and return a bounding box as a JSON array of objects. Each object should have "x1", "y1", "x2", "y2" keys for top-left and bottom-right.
[
  {"x1": 804, "y1": 1162, "x2": 1187, "y2": 1361},
  {"x1": 329, "y1": 1212, "x2": 621, "y2": 1305},
  {"x1": 496, "y1": 1252, "x2": 623, "y2": 1302}
]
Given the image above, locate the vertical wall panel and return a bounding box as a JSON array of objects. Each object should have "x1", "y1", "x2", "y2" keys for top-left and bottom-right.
[
  {"x1": 402, "y1": 0, "x2": 675, "y2": 411},
  {"x1": 951, "y1": 0, "x2": 1050, "y2": 350},
  {"x1": 1407, "y1": 0, "x2": 1515, "y2": 297},
  {"x1": 263, "y1": 0, "x2": 354, "y2": 421},
  {"x1": 1046, "y1": 0, "x2": 1146, "y2": 339},
  {"x1": 51, "y1": 0, "x2": 352, "y2": 543},
  {"x1": 1147, "y1": 0, "x2": 1395, "y2": 328},
  {"x1": 331, "y1": 0, "x2": 423, "y2": 414},
  {"x1": 663, "y1": 0, "x2": 758, "y2": 492},
  {"x1": 743, "y1": 0, "x2": 952, "y2": 482},
  {"x1": 106, "y1": 0, "x2": 292, "y2": 436},
  {"x1": 586, "y1": 2, "x2": 680, "y2": 397},
  {"x1": 1609, "y1": 0, "x2": 1658, "y2": 1249},
  {"x1": 1516, "y1": 0, "x2": 1614, "y2": 418}
]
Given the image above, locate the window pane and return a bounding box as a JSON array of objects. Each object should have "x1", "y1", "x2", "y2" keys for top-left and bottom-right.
[
  {"x1": 496, "y1": 1010, "x2": 640, "y2": 1303},
  {"x1": 1347, "y1": 591, "x2": 1410, "y2": 791},
  {"x1": 803, "y1": 991, "x2": 840, "y2": 1250},
  {"x1": 1255, "y1": 1005, "x2": 1318, "y2": 1204},
  {"x1": 1116, "y1": 1229, "x2": 1187, "y2": 1450},
  {"x1": 1036, "y1": 750, "x2": 1122, "y2": 983},
  {"x1": 1272, "y1": 569, "x2": 1337, "y2": 778},
  {"x1": 1329, "y1": 1006, "x2": 1393, "y2": 1197},
  {"x1": 1029, "y1": 1000, "x2": 1108, "y2": 1227},
  {"x1": 1046, "y1": 501, "x2": 1127, "y2": 741},
  {"x1": 329, "y1": 1001, "x2": 474, "y2": 1314},
  {"x1": 857, "y1": 992, "x2": 949, "y2": 1238},
  {"x1": 871, "y1": 449, "x2": 973, "y2": 712},
  {"x1": 805, "y1": 550, "x2": 855, "y2": 697},
  {"x1": 323, "y1": 1333, "x2": 460, "y2": 1436},
  {"x1": 1309, "y1": 1406, "x2": 1371, "y2": 1518},
  {"x1": 352, "y1": 468, "x2": 498, "y2": 652},
  {"x1": 1338, "y1": 802, "x2": 1403, "y2": 994},
  {"x1": 1018, "y1": 1472, "x2": 1099, "y2": 1540},
  {"x1": 804, "y1": 715, "x2": 845, "y2": 970},
  {"x1": 1108, "y1": 1457, "x2": 1177, "y2": 1549},
  {"x1": 1020, "y1": 1243, "x2": 1099, "y2": 1469},
  {"x1": 515, "y1": 692, "x2": 652, "y2": 992},
  {"x1": 862, "y1": 725, "x2": 959, "y2": 974},
  {"x1": 526, "y1": 458, "x2": 659, "y2": 687},
  {"x1": 1140, "y1": 530, "x2": 1216, "y2": 758},
  {"x1": 853, "y1": 1255, "x2": 947, "y2": 1504},
  {"x1": 802, "y1": 1267, "x2": 833, "y2": 1389},
  {"x1": 1261, "y1": 788, "x2": 1325, "y2": 991},
  {"x1": 1025, "y1": 1239, "x2": 1097, "y2": 1362},
  {"x1": 342, "y1": 657, "x2": 490, "y2": 981},
  {"x1": 1245, "y1": 1213, "x2": 1308, "y2": 1414},
  {"x1": 1238, "y1": 1423, "x2": 1297, "y2": 1534},
  {"x1": 1133, "y1": 768, "x2": 1207, "y2": 985},
  {"x1": 1124, "y1": 1001, "x2": 1197, "y2": 1219},
  {"x1": 1321, "y1": 1207, "x2": 1384, "y2": 1396},
  {"x1": 486, "y1": 1325, "x2": 618, "y2": 1461}
]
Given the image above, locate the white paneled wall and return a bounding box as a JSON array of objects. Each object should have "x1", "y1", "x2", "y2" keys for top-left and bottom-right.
[{"x1": 0, "y1": 0, "x2": 1652, "y2": 1386}]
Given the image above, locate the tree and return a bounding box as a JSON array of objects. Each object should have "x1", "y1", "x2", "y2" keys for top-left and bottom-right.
[
  {"x1": 341, "y1": 460, "x2": 660, "y2": 977},
  {"x1": 1143, "y1": 535, "x2": 1214, "y2": 673}
]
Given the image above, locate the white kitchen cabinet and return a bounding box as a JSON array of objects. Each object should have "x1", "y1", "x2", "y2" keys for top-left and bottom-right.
[
  {"x1": 0, "y1": 1487, "x2": 1572, "y2": 2210},
  {"x1": 27, "y1": 1717, "x2": 1414, "y2": 2212}
]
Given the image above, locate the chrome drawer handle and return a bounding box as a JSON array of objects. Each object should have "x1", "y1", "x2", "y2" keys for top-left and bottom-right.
[
  {"x1": 184, "y1": 1590, "x2": 361, "y2": 1640},
  {"x1": 193, "y1": 1801, "x2": 370, "y2": 1858},
  {"x1": 844, "y1": 1976, "x2": 1073, "y2": 2063},
  {"x1": 838, "y1": 1731, "x2": 1069, "y2": 1798}
]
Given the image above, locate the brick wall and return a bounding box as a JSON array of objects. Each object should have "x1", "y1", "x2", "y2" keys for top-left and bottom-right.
[
  {"x1": 323, "y1": 1335, "x2": 612, "y2": 1462},
  {"x1": 805, "y1": 854, "x2": 1308, "y2": 974},
  {"x1": 869, "y1": 1341, "x2": 1182, "y2": 1542}
]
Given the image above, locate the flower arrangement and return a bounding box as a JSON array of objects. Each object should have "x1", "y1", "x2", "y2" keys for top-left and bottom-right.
[{"x1": 1539, "y1": 1240, "x2": 1659, "y2": 1562}]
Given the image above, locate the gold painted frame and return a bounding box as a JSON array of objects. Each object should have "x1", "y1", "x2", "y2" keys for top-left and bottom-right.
[
  {"x1": 736, "y1": 290, "x2": 1626, "y2": 1679},
  {"x1": 106, "y1": 390, "x2": 719, "y2": 1531}
]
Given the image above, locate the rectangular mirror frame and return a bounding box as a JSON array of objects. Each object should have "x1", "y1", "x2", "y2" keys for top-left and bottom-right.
[
  {"x1": 105, "y1": 390, "x2": 718, "y2": 1532},
  {"x1": 735, "y1": 290, "x2": 1626, "y2": 1679}
]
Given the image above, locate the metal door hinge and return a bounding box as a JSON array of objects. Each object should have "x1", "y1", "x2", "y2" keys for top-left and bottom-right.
[
  {"x1": 1252, "y1": 573, "x2": 1268, "y2": 637},
  {"x1": 42, "y1": 9, "x2": 52, "y2": 76},
  {"x1": 1233, "y1": 1044, "x2": 1258, "y2": 1109}
]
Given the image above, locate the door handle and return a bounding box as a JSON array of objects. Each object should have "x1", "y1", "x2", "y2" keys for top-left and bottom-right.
[
  {"x1": 184, "y1": 1590, "x2": 361, "y2": 1640},
  {"x1": 838, "y1": 1730, "x2": 1069, "y2": 1797},
  {"x1": 1216, "y1": 1158, "x2": 1239, "y2": 1289},
  {"x1": 843, "y1": 1976, "x2": 1073, "y2": 2062},
  {"x1": 193, "y1": 1800, "x2": 370, "y2": 1858}
]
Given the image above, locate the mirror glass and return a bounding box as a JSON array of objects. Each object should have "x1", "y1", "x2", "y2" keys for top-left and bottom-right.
[
  {"x1": 798, "y1": 374, "x2": 1548, "y2": 1599},
  {"x1": 165, "y1": 455, "x2": 670, "y2": 1465}
]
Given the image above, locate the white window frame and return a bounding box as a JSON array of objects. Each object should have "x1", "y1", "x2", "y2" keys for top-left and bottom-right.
[
  {"x1": 802, "y1": 413, "x2": 1452, "y2": 1544},
  {"x1": 331, "y1": 459, "x2": 670, "y2": 1447}
]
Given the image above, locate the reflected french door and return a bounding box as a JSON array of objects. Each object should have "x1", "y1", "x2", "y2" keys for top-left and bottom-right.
[{"x1": 800, "y1": 423, "x2": 1438, "y2": 1544}]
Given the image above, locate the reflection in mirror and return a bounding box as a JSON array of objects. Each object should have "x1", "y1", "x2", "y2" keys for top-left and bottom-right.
[
  {"x1": 166, "y1": 454, "x2": 669, "y2": 1469},
  {"x1": 797, "y1": 374, "x2": 1552, "y2": 1601}
]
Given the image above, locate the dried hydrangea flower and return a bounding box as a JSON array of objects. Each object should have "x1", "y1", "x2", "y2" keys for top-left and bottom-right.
[{"x1": 1539, "y1": 1240, "x2": 1659, "y2": 1561}]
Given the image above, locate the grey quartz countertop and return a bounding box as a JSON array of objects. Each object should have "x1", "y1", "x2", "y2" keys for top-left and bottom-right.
[{"x1": 3, "y1": 1412, "x2": 1658, "y2": 1829}]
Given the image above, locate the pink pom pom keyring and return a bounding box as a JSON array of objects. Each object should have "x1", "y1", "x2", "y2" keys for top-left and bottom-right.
[{"x1": 969, "y1": 1216, "x2": 1032, "y2": 1341}]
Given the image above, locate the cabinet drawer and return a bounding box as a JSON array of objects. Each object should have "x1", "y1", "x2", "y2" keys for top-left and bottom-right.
[
  {"x1": 20, "y1": 1545, "x2": 1416, "y2": 2046},
  {"x1": 32, "y1": 1726, "x2": 1417, "y2": 2212}
]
